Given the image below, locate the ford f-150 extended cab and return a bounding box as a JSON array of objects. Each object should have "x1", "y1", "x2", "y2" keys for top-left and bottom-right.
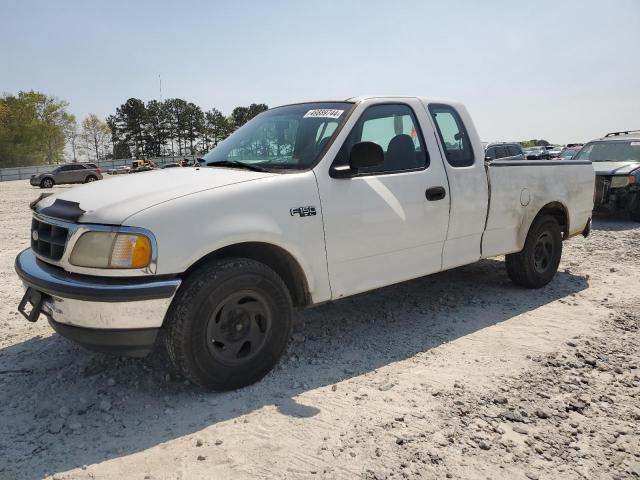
[{"x1": 15, "y1": 96, "x2": 595, "y2": 390}]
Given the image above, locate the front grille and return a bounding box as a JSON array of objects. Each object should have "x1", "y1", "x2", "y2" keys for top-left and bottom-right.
[
  {"x1": 594, "y1": 176, "x2": 610, "y2": 205},
  {"x1": 31, "y1": 217, "x2": 69, "y2": 261}
]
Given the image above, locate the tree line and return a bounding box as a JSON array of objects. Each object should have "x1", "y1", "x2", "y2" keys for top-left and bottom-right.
[
  {"x1": 0, "y1": 90, "x2": 267, "y2": 168},
  {"x1": 105, "y1": 98, "x2": 267, "y2": 160},
  {"x1": 0, "y1": 91, "x2": 73, "y2": 167}
]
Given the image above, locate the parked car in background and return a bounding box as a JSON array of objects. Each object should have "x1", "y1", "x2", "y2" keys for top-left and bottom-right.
[
  {"x1": 108, "y1": 165, "x2": 131, "y2": 175},
  {"x1": 162, "y1": 163, "x2": 182, "y2": 169},
  {"x1": 30, "y1": 163, "x2": 103, "y2": 188},
  {"x1": 574, "y1": 130, "x2": 640, "y2": 221},
  {"x1": 525, "y1": 146, "x2": 549, "y2": 160},
  {"x1": 559, "y1": 146, "x2": 582, "y2": 160},
  {"x1": 548, "y1": 146, "x2": 562, "y2": 158},
  {"x1": 484, "y1": 142, "x2": 525, "y2": 161}
]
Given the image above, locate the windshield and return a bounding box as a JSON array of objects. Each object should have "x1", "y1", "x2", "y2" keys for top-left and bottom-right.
[
  {"x1": 203, "y1": 102, "x2": 354, "y2": 171},
  {"x1": 574, "y1": 141, "x2": 640, "y2": 162},
  {"x1": 560, "y1": 149, "x2": 578, "y2": 158}
]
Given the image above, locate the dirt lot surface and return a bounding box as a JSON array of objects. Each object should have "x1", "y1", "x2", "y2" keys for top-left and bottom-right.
[{"x1": 0, "y1": 179, "x2": 638, "y2": 480}]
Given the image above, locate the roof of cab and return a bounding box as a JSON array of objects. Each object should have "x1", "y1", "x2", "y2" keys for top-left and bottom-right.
[{"x1": 275, "y1": 95, "x2": 461, "y2": 106}]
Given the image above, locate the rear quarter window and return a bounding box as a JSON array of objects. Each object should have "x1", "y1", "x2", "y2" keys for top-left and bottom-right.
[{"x1": 429, "y1": 104, "x2": 475, "y2": 167}]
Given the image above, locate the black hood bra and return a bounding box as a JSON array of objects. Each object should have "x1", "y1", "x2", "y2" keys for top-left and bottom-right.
[{"x1": 38, "y1": 198, "x2": 86, "y2": 222}]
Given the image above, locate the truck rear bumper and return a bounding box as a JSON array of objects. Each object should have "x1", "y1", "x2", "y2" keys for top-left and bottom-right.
[{"x1": 15, "y1": 249, "x2": 181, "y2": 356}]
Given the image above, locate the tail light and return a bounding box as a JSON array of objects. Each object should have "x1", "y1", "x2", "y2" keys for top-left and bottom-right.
[{"x1": 96, "y1": 168, "x2": 102, "y2": 173}]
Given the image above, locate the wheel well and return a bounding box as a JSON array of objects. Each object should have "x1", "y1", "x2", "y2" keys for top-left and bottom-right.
[
  {"x1": 183, "y1": 242, "x2": 311, "y2": 308},
  {"x1": 536, "y1": 202, "x2": 569, "y2": 239}
]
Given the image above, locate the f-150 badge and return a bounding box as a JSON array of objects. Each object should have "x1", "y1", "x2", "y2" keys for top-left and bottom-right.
[{"x1": 290, "y1": 206, "x2": 317, "y2": 217}]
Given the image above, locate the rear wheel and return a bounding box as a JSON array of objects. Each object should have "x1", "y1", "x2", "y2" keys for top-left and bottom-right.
[
  {"x1": 629, "y1": 194, "x2": 640, "y2": 222},
  {"x1": 40, "y1": 178, "x2": 54, "y2": 189},
  {"x1": 164, "y1": 258, "x2": 292, "y2": 390},
  {"x1": 506, "y1": 215, "x2": 562, "y2": 288},
  {"x1": 84, "y1": 175, "x2": 98, "y2": 183}
]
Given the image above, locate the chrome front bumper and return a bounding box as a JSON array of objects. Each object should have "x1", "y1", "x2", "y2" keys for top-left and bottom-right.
[{"x1": 15, "y1": 249, "x2": 181, "y2": 355}]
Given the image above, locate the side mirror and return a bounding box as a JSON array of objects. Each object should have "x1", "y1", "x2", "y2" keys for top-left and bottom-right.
[
  {"x1": 484, "y1": 155, "x2": 492, "y2": 162},
  {"x1": 330, "y1": 141, "x2": 384, "y2": 178},
  {"x1": 350, "y1": 141, "x2": 384, "y2": 170}
]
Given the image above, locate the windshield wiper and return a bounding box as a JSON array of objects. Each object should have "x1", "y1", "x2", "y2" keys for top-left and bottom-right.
[{"x1": 207, "y1": 160, "x2": 270, "y2": 172}]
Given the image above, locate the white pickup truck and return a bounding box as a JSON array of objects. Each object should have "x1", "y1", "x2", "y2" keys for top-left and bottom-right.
[{"x1": 16, "y1": 96, "x2": 595, "y2": 390}]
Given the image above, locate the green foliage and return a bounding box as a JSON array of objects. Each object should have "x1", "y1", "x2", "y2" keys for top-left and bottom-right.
[
  {"x1": 1, "y1": 90, "x2": 271, "y2": 165},
  {"x1": 231, "y1": 103, "x2": 268, "y2": 129},
  {"x1": 204, "y1": 108, "x2": 232, "y2": 149},
  {"x1": 113, "y1": 140, "x2": 131, "y2": 159},
  {"x1": 113, "y1": 98, "x2": 147, "y2": 158},
  {"x1": 108, "y1": 99, "x2": 268, "y2": 159},
  {"x1": 0, "y1": 90, "x2": 73, "y2": 167}
]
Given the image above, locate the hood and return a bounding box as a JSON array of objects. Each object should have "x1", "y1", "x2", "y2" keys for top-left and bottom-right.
[
  {"x1": 593, "y1": 161, "x2": 640, "y2": 176},
  {"x1": 34, "y1": 167, "x2": 274, "y2": 224}
]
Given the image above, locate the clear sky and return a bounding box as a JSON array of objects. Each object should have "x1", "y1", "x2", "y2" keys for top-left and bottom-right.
[{"x1": 1, "y1": 0, "x2": 638, "y2": 144}]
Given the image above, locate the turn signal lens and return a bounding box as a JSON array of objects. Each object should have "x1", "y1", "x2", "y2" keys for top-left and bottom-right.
[
  {"x1": 110, "y1": 234, "x2": 152, "y2": 268},
  {"x1": 629, "y1": 176, "x2": 636, "y2": 185}
]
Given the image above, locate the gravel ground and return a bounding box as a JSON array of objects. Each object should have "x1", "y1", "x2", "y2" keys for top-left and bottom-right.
[{"x1": 0, "y1": 179, "x2": 638, "y2": 480}]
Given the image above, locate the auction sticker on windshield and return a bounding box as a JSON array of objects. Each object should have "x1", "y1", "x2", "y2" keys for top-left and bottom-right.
[{"x1": 304, "y1": 109, "x2": 344, "y2": 119}]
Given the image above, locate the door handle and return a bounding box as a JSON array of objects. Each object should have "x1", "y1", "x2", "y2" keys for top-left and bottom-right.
[{"x1": 425, "y1": 186, "x2": 446, "y2": 201}]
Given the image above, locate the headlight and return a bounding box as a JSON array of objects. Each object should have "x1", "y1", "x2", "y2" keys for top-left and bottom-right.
[
  {"x1": 610, "y1": 176, "x2": 630, "y2": 188},
  {"x1": 70, "y1": 231, "x2": 152, "y2": 269}
]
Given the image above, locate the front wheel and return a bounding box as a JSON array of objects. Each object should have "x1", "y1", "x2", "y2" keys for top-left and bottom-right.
[
  {"x1": 40, "y1": 178, "x2": 54, "y2": 189},
  {"x1": 163, "y1": 258, "x2": 292, "y2": 390},
  {"x1": 505, "y1": 215, "x2": 562, "y2": 288}
]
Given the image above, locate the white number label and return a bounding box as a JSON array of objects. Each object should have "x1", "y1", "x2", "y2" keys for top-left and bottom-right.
[{"x1": 304, "y1": 109, "x2": 344, "y2": 119}]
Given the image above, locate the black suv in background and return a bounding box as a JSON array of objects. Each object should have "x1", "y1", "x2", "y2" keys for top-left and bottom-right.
[
  {"x1": 484, "y1": 143, "x2": 525, "y2": 161},
  {"x1": 574, "y1": 130, "x2": 640, "y2": 221}
]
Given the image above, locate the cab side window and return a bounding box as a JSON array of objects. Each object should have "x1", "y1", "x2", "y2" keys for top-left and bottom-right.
[
  {"x1": 336, "y1": 104, "x2": 429, "y2": 174},
  {"x1": 510, "y1": 145, "x2": 524, "y2": 157},
  {"x1": 495, "y1": 146, "x2": 508, "y2": 158},
  {"x1": 429, "y1": 104, "x2": 474, "y2": 167}
]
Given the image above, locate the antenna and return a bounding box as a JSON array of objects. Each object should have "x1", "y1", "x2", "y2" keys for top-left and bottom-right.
[{"x1": 159, "y1": 74, "x2": 163, "y2": 102}]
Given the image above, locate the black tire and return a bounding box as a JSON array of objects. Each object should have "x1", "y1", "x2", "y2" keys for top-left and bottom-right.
[
  {"x1": 40, "y1": 177, "x2": 54, "y2": 189},
  {"x1": 629, "y1": 194, "x2": 640, "y2": 222},
  {"x1": 85, "y1": 175, "x2": 98, "y2": 183},
  {"x1": 164, "y1": 258, "x2": 292, "y2": 390},
  {"x1": 505, "y1": 215, "x2": 562, "y2": 288}
]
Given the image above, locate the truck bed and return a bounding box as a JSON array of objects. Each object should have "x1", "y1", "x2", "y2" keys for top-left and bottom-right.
[{"x1": 481, "y1": 159, "x2": 595, "y2": 258}]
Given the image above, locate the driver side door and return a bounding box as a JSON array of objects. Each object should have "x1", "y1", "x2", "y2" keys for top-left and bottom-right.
[{"x1": 315, "y1": 100, "x2": 450, "y2": 299}]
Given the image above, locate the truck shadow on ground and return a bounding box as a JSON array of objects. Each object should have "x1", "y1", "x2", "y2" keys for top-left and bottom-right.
[
  {"x1": 0, "y1": 258, "x2": 588, "y2": 479},
  {"x1": 592, "y1": 212, "x2": 638, "y2": 232}
]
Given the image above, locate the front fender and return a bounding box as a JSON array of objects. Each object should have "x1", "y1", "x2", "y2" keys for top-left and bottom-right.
[{"x1": 124, "y1": 172, "x2": 332, "y2": 303}]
